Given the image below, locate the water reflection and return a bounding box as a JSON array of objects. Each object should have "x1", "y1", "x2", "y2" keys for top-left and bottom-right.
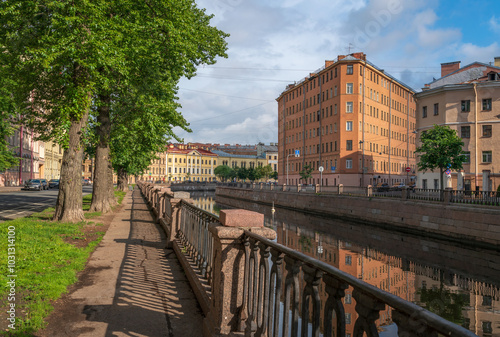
[{"x1": 199, "y1": 192, "x2": 499, "y2": 336}]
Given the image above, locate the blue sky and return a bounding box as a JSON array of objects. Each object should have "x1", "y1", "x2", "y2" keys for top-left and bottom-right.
[{"x1": 174, "y1": 0, "x2": 500, "y2": 145}]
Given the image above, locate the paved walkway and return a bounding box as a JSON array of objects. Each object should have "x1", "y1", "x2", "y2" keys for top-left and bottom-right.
[{"x1": 37, "y1": 188, "x2": 204, "y2": 337}]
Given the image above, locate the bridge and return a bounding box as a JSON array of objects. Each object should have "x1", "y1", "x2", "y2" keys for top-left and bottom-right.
[{"x1": 139, "y1": 182, "x2": 477, "y2": 337}]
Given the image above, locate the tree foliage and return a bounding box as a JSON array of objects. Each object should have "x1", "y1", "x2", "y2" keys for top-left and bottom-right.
[
  {"x1": 415, "y1": 125, "x2": 466, "y2": 190},
  {"x1": 299, "y1": 164, "x2": 313, "y2": 182},
  {"x1": 0, "y1": 1, "x2": 228, "y2": 220},
  {"x1": 214, "y1": 165, "x2": 234, "y2": 182}
]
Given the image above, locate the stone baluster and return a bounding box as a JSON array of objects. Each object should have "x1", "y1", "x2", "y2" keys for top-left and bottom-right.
[
  {"x1": 268, "y1": 249, "x2": 284, "y2": 337},
  {"x1": 301, "y1": 264, "x2": 323, "y2": 337},
  {"x1": 352, "y1": 288, "x2": 385, "y2": 337},
  {"x1": 322, "y1": 274, "x2": 348, "y2": 337},
  {"x1": 282, "y1": 256, "x2": 302, "y2": 337},
  {"x1": 203, "y1": 210, "x2": 275, "y2": 337},
  {"x1": 162, "y1": 191, "x2": 191, "y2": 248}
]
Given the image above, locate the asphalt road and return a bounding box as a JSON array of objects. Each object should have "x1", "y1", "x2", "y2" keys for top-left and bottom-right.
[{"x1": 0, "y1": 186, "x2": 93, "y2": 222}]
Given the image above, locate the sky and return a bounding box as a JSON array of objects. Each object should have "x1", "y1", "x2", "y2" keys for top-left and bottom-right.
[{"x1": 174, "y1": 0, "x2": 500, "y2": 145}]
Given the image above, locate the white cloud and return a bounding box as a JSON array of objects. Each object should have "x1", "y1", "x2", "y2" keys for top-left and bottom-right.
[
  {"x1": 174, "y1": 0, "x2": 500, "y2": 145},
  {"x1": 490, "y1": 15, "x2": 500, "y2": 33}
]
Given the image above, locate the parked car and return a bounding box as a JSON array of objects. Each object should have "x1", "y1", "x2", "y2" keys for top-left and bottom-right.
[
  {"x1": 48, "y1": 179, "x2": 60, "y2": 188},
  {"x1": 392, "y1": 182, "x2": 406, "y2": 191},
  {"x1": 375, "y1": 182, "x2": 390, "y2": 192},
  {"x1": 24, "y1": 179, "x2": 43, "y2": 191},
  {"x1": 82, "y1": 179, "x2": 92, "y2": 186},
  {"x1": 40, "y1": 179, "x2": 49, "y2": 190}
]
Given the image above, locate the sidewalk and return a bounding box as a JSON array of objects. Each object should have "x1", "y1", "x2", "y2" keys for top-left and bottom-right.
[
  {"x1": 0, "y1": 186, "x2": 21, "y2": 193},
  {"x1": 36, "y1": 188, "x2": 204, "y2": 336}
]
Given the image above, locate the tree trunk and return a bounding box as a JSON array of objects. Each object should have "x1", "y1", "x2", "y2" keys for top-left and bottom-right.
[
  {"x1": 116, "y1": 167, "x2": 128, "y2": 191},
  {"x1": 53, "y1": 110, "x2": 89, "y2": 222},
  {"x1": 89, "y1": 94, "x2": 116, "y2": 213}
]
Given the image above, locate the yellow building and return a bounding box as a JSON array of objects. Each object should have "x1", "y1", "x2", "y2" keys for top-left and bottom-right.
[
  {"x1": 163, "y1": 144, "x2": 217, "y2": 182},
  {"x1": 44, "y1": 140, "x2": 63, "y2": 181}
]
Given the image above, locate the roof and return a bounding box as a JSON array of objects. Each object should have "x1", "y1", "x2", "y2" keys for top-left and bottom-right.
[
  {"x1": 278, "y1": 53, "x2": 416, "y2": 98},
  {"x1": 211, "y1": 150, "x2": 266, "y2": 159},
  {"x1": 426, "y1": 61, "x2": 500, "y2": 89},
  {"x1": 166, "y1": 144, "x2": 217, "y2": 157}
]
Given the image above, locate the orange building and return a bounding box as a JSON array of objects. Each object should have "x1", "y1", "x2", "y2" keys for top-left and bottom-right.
[{"x1": 277, "y1": 53, "x2": 417, "y2": 187}]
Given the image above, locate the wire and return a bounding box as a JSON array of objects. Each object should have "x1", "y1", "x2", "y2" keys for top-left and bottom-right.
[
  {"x1": 179, "y1": 88, "x2": 274, "y2": 102},
  {"x1": 188, "y1": 101, "x2": 275, "y2": 122}
]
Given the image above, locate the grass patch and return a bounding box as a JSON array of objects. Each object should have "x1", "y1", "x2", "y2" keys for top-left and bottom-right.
[
  {"x1": 114, "y1": 190, "x2": 126, "y2": 205},
  {"x1": 0, "y1": 217, "x2": 105, "y2": 335}
]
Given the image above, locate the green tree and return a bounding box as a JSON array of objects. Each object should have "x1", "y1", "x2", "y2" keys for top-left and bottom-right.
[
  {"x1": 258, "y1": 165, "x2": 273, "y2": 181},
  {"x1": 214, "y1": 165, "x2": 234, "y2": 182},
  {"x1": 270, "y1": 171, "x2": 278, "y2": 180},
  {"x1": 235, "y1": 167, "x2": 249, "y2": 181},
  {"x1": 247, "y1": 167, "x2": 262, "y2": 182},
  {"x1": 0, "y1": 1, "x2": 228, "y2": 221},
  {"x1": 415, "y1": 125, "x2": 466, "y2": 190},
  {"x1": 299, "y1": 164, "x2": 313, "y2": 182},
  {"x1": 89, "y1": 1, "x2": 228, "y2": 212}
]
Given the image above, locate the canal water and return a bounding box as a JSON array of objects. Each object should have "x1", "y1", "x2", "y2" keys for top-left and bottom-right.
[{"x1": 190, "y1": 192, "x2": 500, "y2": 337}]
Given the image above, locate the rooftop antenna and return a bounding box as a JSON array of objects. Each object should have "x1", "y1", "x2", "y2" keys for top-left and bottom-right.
[{"x1": 347, "y1": 43, "x2": 353, "y2": 54}]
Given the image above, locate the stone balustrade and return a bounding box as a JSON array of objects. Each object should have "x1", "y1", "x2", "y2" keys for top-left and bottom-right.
[{"x1": 136, "y1": 181, "x2": 476, "y2": 337}]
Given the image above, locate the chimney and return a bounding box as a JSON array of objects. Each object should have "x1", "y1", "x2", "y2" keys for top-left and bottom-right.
[
  {"x1": 495, "y1": 56, "x2": 500, "y2": 67},
  {"x1": 441, "y1": 61, "x2": 461, "y2": 77}
]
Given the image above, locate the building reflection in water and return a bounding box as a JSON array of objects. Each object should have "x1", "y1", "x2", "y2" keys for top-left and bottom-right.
[{"x1": 201, "y1": 193, "x2": 499, "y2": 336}]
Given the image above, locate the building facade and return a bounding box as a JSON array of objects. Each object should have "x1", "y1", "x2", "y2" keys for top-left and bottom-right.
[
  {"x1": 277, "y1": 53, "x2": 417, "y2": 187},
  {"x1": 1, "y1": 126, "x2": 45, "y2": 186},
  {"x1": 415, "y1": 58, "x2": 500, "y2": 191},
  {"x1": 163, "y1": 144, "x2": 217, "y2": 182},
  {"x1": 45, "y1": 140, "x2": 63, "y2": 181}
]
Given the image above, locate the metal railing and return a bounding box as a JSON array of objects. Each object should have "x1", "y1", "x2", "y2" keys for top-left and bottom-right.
[
  {"x1": 450, "y1": 190, "x2": 500, "y2": 206},
  {"x1": 218, "y1": 183, "x2": 500, "y2": 207},
  {"x1": 138, "y1": 181, "x2": 477, "y2": 336},
  {"x1": 240, "y1": 231, "x2": 476, "y2": 337},
  {"x1": 177, "y1": 200, "x2": 216, "y2": 291}
]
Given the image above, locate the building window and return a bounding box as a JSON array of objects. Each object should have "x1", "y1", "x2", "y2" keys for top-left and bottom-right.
[
  {"x1": 346, "y1": 140, "x2": 353, "y2": 151},
  {"x1": 461, "y1": 126, "x2": 470, "y2": 138},
  {"x1": 483, "y1": 125, "x2": 492, "y2": 137},
  {"x1": 346, "y1": 101, "x2": 353, "y2": 113},
  {"x1": 344, "y1": 293, "x2": 352, "y2": 304},
  {"x1": 346, "y1": 83, "x2": 353, "y2": 94},
  {"x1": 482, "y1": 151, "x2": 492, "y2": 163},
  {"x1": 346, "y1": 159, "x2": 352, "y2": 169},
  {"x1": 461, "y1": 100, "x2": 470, "y2": 112},
  {"x1": 463, "y1": 151, "x2": 470, "y2": 163},
  {"x1": 422, "y1": 106, "x2": 427, "y2": 118},
  {"x1": 433, "y1": 103, "x2": 439, "y2": 116},
  {"x1": 346, "y1": 65, "x2": 353, "y2": 75},
  {"x1": 482, "y1": 98, "x2": 492, "y2": 111},
  {"x1": 422, "y1": 179, "x2": 427, "y2": 189},
  {"x1": 346, "y1": 121, "x2": 353, "y2": 131},
  {"x1": 345, "y1": 255, "x2": 352, "y2": 265}
]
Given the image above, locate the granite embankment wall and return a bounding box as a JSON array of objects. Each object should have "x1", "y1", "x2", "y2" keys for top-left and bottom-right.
[{"x1": 216, "y1": 187, "x2": 500, "y2": 250}]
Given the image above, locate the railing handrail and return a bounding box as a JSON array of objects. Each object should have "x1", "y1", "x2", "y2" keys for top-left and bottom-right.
[{"x1": 243, "y1": 230, "x2": 478, "y2": 337}]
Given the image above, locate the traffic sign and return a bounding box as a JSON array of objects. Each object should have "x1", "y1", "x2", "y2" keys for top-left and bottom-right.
[
  {"x1": 445, "y1": 169, "x2": 451, "y2": 175},
  {"x1": 294, "y1": 150, "x2": 300, "y2": 157},
  {"x1": 319, "y1": 166, "x2": 324, "y2": 172},
  {"x1": 405, "y1": 167, "x2": 411, "y2": 172},
  {"x1": 331, "y1": 166, "x2": 336, "y2": 172}
]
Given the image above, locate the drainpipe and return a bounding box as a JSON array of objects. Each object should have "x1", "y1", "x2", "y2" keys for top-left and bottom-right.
[
  {"x1": 19, "y1": 124, "x2": 23, "y2": 185},
  {"x1": 473, "y1": 83, "x2": 478, "y2": 191},
  {"x1": 362, "y1": 61, "x2": 366, "y2": 187}
]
